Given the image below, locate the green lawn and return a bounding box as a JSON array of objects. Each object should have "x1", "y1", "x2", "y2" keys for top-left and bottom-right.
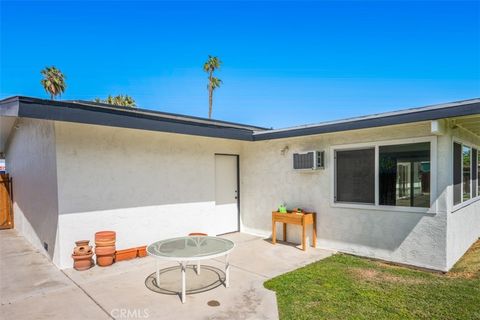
[{"x1": 264, "y1": 241, "x2": 480, "y2": 320}]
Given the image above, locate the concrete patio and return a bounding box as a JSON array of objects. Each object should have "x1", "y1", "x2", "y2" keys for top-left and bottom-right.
[{"x1": 0, "y1": 230, "x2": 334, "y2": 320}]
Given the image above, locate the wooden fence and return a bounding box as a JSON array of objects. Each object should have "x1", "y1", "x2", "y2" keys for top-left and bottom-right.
[{"x1": 0, "y1": 174, "x2": 13, "y2": 229}]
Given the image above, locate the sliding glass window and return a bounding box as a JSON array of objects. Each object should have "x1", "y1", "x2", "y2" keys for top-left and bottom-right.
[
  {"x1": 473, "y1": 149, "x2": 478, "y2": 198},
  {"x1": 453, "y1": 142, "x2": 479, "y2": 206},
  {"x1": 477, "y1": 150, "x2": 480, "y2": 197},
  {"x1": 379, "y1": 142, "x2": 431, "y2": 208},
  {"x1": 334, "y1": 142, "x2": 431, "y2": 208},
  {"x1": 463, "y1": 146, "x2": 472, "y2": 201}
]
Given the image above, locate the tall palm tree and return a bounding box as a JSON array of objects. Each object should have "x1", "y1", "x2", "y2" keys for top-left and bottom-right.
[
  {"x1": 203, "y1": 55, "x2": 222, "y2": 119},
  {"x1": 94, "y1": 94, "x2": 136, "y2": 107},
  {"x1": 40, "y1": 66, "x2": 66, "y2": 100}
]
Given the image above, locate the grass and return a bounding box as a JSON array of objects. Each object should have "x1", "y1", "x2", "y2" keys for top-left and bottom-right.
[{"x1": 264, "y1": 240, "x2": 480, "y2": 320}]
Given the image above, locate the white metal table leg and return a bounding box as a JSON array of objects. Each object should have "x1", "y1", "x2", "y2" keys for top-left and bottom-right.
[
  {"x1": 225, "y1": 254, "x2": 230, "y2": 288},
  {"x1": 156, "y1": 260, "x2": 160, "y2": 288},
  {"x1": 180, "y1": 262, "x2": 187, "y2": 303}
]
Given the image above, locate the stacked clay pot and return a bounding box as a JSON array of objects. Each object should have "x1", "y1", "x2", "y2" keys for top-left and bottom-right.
[
  {"x1": 72, "y1": 240, "x2": 94, "y2": 271},
  {"x1": 95, "y1": 231, "x2": 116, "y2": 267}
]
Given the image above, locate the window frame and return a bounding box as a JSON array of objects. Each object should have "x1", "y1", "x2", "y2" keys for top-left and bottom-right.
[
  {"x1": 331, "y1": 136, "x2": 437, "y2": 214},
  {"x1": 452, "y1": 138, "x2": 480, "y2": 212}
]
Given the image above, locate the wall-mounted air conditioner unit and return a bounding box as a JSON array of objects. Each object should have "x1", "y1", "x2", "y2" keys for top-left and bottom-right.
[{"x1": 293, "y1": 151, "x2": 325, "y2": 170}]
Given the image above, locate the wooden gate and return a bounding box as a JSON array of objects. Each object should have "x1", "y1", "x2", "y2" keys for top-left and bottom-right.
[{"x1": 0, "y1": 174, "x2": 13, "y2": 229}]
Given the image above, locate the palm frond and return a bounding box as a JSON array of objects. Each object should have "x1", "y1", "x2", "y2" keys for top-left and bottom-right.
[
  {"x1": 95, "y1": 94, "x2": 136, "y2": 107},
  {"x1": 40, "y1": 66, "x2": 66, "y2": 100}
]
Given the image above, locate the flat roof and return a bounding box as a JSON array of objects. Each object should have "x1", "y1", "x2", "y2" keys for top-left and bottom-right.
[
  {"x1": 254, "y1": 98, "x2": 480, "y2": 140},
  {"x1": 0, "y1": 96, "x2": 266, "y2": 141},
  {"x1": 1, "y1": 96, "x2": 479, "y2": 141}
]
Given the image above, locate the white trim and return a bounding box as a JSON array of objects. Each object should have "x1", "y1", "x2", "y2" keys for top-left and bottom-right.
[
  {"x1": 452, "y1": 196, "x2": 480, "y2": 213},
  {"x1": 330, "y1": 136, "x2": 438, "y2": 214}
]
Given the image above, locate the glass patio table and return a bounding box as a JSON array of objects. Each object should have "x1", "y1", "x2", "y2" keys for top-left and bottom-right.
[{"x1": 147, "y1": 236, "x2": 235, "y2": 303}]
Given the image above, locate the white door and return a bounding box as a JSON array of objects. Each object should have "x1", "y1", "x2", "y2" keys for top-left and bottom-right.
[{"x1": 214, "y1": 155, "x2": 239, "y2": 234}]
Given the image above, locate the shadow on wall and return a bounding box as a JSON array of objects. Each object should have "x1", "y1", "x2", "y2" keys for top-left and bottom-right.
[
  {"x1": 6, "y1": 118, "x2": 60, "y2": 261},
  {"x1": 14, "y1": 200, "x2": 59, "y2": 261},
  {"x1": 257, "y1": 188, "x2": 447, "y2": 254}
]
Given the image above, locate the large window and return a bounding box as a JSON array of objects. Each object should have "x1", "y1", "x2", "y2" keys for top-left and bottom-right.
[
  {"x1": 454, "y1": 142, "x2": 479, "y2": 206},
  {"x1": 379, "y1": 142, "x2": 430, "y2": 208},
  {"x1": 473, "y1": 149, "x2": 478, "y2": 198},
  {"x1": 334, "y1": 141, "x2": 431, "y2": 208},
  {"x1": 463, "y1": 146, "x2": 472, "y2": 201},
  {"x1": 477, "y1": 150, "x2": 479, "y2": 197},
  {"x1": 335, "y1": 148, "x2": 375, "y2": 204}
]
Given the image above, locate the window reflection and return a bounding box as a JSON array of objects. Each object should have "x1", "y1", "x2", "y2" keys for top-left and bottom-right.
[{"x1": 379, "y1": 142, "x2": 430, "y2": 208}]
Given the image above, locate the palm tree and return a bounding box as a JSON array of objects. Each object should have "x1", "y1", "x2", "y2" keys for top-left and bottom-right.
[
  {"x1": 40, "y1": 66, "x2": 66, "y2": 100},
  {"x1": 94, "y1": 94, "x2": 136, "y2": 107},
  {"x1": 203, "y1": 55, "x2": 222, "y2": 119}
]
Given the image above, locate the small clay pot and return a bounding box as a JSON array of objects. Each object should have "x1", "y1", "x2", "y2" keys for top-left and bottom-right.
[
  {"x1": 115, "y1": 248, "x2": 137, "y2": 262},
  {"x1": 74, "y1": 245, "x2": 93, "y2": 256},
  {"x1": 75, "y1": 240, "x2": 90, "y2": 247},
  {"x1": 95, "y1": 231, "x2": 116, "y2": 241},
  {"x1": 72, "y1": 252, "x2": 94, "y2": 271},
  {"x1": 97, "y1": 254, "x2": 114, "y2": 267},
  {"x1": 95, "y1": 245, "x2": 116, "y2": 256},
  {"x1": 137, "y1": 246, "x2": 147, "y2": 258},
  {"x1": 95, "y1": 239, "x2": 116, "y2": 247}
]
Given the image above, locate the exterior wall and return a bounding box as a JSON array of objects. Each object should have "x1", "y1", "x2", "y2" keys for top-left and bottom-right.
[
  {"x1": 241, "y1": 122, "x2": 451, "y2": 271},
  {"x1": 446, "y1": 126, "x2": 480, "y2": 269},
  {"x1": 54, "y1": 122, "x2": 244, "y2": 268},
  {"x1": 6, "y1": 116, "x2": 476, "y2": 271},
  {"x1": 5, "y1": 118, "x2": 60, "y2": 264}
]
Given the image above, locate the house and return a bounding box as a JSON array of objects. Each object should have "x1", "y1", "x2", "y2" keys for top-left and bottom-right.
[{"x1": 0, "y1": 96, "x2": 479, "y2": 271}]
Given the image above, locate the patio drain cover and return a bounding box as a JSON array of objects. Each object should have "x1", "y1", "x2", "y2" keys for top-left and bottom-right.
[{"x1": 207, "y1": 300, "x2": 220, "y2": 307}]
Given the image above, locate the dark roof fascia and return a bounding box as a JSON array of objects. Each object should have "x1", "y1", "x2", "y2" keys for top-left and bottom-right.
[
  {"x1": 1, "y1": 97, "x2": 255, "y2": 141},
  {"x1": 253, "y1": 101, "x2": 480, "y2": 141},
  {"x1": 2, "y1": 96, "x2": 479, "y2": 142},
  {"x1": 68, "y1": 99, "x2": 268, "y2": 131}
]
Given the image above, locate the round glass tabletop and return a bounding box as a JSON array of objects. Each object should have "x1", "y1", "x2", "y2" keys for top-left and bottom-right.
[{"x1": 147, "y1": 236, "x2": 235, "y2": 261}]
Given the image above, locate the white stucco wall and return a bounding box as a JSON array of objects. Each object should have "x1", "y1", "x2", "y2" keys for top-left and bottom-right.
[
  {"x1": 446, "y1": 127, "x2": 480, "y2": 269},
  {"x1": 54, "y1": 122, "x2": 244, "y2": 268},
  {"x1": 241, "y1": 122, "x2": 451, "y2": 271},
  {"x1": 6, "y1": 116, "x2": 476, "y2": 271},
  {"x1": 5, "y1": 118, "x2": 60, "y2": 264}
]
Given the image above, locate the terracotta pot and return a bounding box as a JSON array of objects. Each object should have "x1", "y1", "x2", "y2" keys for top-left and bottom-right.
[
  {"x1": 72, "y1": 252, "x2": 94, "y2": 271},
  {"x1": 74, "y1": 258, "x2": 94, "y2": 271},
  {"x1": 115, "y1": 248, "x2": 137, "y2": 262},
  {"x1": 75, "y1": 240, "x2": 90, "y2": 247},
  {"x1": 95, "y1": 231, "x2": 116, "y2": 241},
  {"x1": 74, "y1": 245, "x2": 93, "y2": 256},
  {"x1": 95, "y1": 245, "x2": 116, "y2": 256},
  {"x1": 97, "y1": 254, "x2": 114, "y2": 267},
  {"x1": 95, "y1": 239, "x2": 116, "y2": 247},
  {"x1": 137, "y1": 246, "x2": 147, "y2": 258}
]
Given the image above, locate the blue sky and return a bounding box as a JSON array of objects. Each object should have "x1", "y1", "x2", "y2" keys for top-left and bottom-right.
[{"x1": 1, "y1": 1, "x2": 479, "y2": 128}]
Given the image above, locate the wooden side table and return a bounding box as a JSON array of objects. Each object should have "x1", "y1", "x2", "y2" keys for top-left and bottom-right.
[{"x1": 271, "y1": 211, "x2": 317, "y2": 251}]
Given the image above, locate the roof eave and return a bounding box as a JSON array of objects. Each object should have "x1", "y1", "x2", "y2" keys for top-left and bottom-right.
[
  {"x1": 253, "y1": 101, "x2": 480, "y2": 140},
  {"x1": 1, "y1": 97, "x2": 255, "y2": 141}
]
